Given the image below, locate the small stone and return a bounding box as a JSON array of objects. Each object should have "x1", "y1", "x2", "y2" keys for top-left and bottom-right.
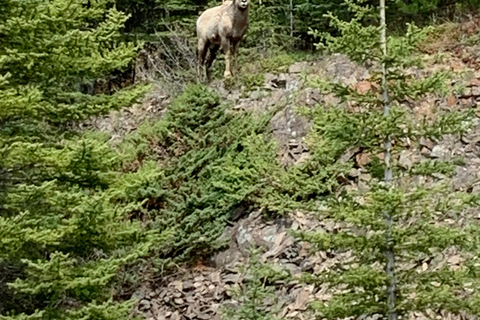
[
  {"x1": 359, "y1": 173, "x2": 372, "y2": 182},
  {"x1": 430, "y1": 145, "x2": 449, "y2": 159},
  {"x1": 223, "y1": 274, "x2": 241, "y2": 284},
  {"x1": 183, "y1": 281, "x2": 194, "y2": 291},
  {"x1": 356, "y1": 152, "x2": 371, "y2": 167},
  {"x1": 446, "y1": 95, "x2": 457, "y2": 106},
  {"x1": 272, "y1": 77, "x2": 287, "y2": 89},
  {"x1": 432, "y1": 173, "x2": 446, "y2": 180},
  {"x1": 453, "y1": 166, "x2": 476, "y2": 191},
  {"x1": 358, "y1": 180, "x2": 370, "y2": 193},
  {"x1": 420, "y1": 137, "x2": 434, "y2": 150},
  {"x1": 193, "y1": 282, "x2": 202, "y2": 288},
  {"x1": 289, "y1": 62, "x2": 305, "y2": 74},
  {"x1": 398, "y1": 151, "x2": 413, "y2": 169},
  {"x1": 250, "y1": 90, "x2": 264, "y2": 100},
  {"x1": 461, "y1": 135, "x2": 471, "y2": 144},
  {"x1": 355, "y1": 80, "x2": 372, "y2": 94},
  {"x1": 172, "y1": 280, "x2": 183, "y2": 291},
  {"x1": 210, "y1": 272, "x2": 221, "y2": 284},
  {"x1": 348, "y1": 168, "x2": 361, "y2": 178},
  {"x1": 174, "y1": 298, "x2": 184, "y2": 305},
  {"x1": 138, "y1": 299, "x2": 151, "y2": 310},
  {"x1": 197, "y1": 313, "x2": 211, "y2": 320},
  {"x1": 421, "y1": 147, "x2": 431, "y2": 156}
]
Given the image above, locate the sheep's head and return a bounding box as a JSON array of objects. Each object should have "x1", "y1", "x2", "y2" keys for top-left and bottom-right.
[{"x1": 235, "y1": 0, "x2": 249, "y2": 10}]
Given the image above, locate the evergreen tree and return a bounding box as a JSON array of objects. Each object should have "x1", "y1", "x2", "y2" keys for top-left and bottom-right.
[
  {"x1": 117, "y1": 84, "x2": 280, "y2": 268},
  {"x1": 0, "y1": 0, "x2": 147, "y2": 319},
  {"x1": 222, "y1": 247, "x2": 289, "y2": 320},
  {"x1": 299, "y1": 0, "x2": 480, "y2": 318}
]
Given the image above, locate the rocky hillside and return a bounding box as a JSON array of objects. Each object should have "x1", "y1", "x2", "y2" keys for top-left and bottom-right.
[{"x1": 86, "y1": 21, "x2": 480, "y2": 320}]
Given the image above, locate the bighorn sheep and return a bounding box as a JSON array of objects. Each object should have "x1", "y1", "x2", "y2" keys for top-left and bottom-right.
[{"x1": 196, "y1": 0, "x2": 250, "y2": 82}]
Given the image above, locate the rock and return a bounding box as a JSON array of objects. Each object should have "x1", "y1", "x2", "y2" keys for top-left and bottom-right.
[
  {"x1": 210, "y1": 272, "x2": 221, "y2": 284},
  {"x1": 421, "y1": 147, "x2": 431, "y2": 157},
  {"x1": 290, "y1": 287, "x2": 310, "y2": 311},
  {"x1": 223, "y1": 274, "x2": 241, "y2": 284},
  {"x1": 289, "y1": 62, "x2": 307, "y2": 74},
  {"x1": 272, "y1": 77, "x2": 287, "y2": 89},
  {"x1": 355, "y1": 80, "x2": 372, "y2": 94},
  {"x1": 138, "y1": 299, "x2": 151, "y2": 311},
  {"x1": 197, "y1": 313, "x2": 211, "y2": 320},
  {"x1": 250, "y1": 89, "x2": 264, "y2": 100},
  {"x1": 270, "y1": 106, "x2": 312, "y2": 164},
  {"x1": 286, "y1": 78, "x2": 300, "y2": 92},
  {"x1": 183, "y1": 281, "x2": 194, "y2": 291},
  {"x1": 341, "y1": 147, "x2": 361, "y2": 163},
  {"x1": 359, "y1": 173, "x2": 372, "y2": 182},
  {"x1": 430, "y1": 145, "x2": 450, "y2": 159},
  {"x1": 358, "y1": 180, "x2": 370, "y2": 193},
  {"x1": 348, "y1": 168, "x2": 361, "y2": 178},
  {"x1": 453, "y1": 166, "x2": 476, "y2": 191},
  {"x1": 398, "y1": 150, "x2": 413, "y2": 169},
  {"x1": 295, "y1": 152, "x2": 311, "y2": 165},
  {"x1": 356, "y1": 152, "x2": 372, "y2": 167},
  {"x1": 420, "y1": 137, "x2": 435, "y2": 150}
]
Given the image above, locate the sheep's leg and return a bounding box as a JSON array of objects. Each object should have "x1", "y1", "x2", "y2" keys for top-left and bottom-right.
[
  {"x1": 205, "y1": 45, "x2": 219, "y2": 82},
  {"x1": 197, "y1": 39, "x2": 209, "y2": 82},
  {"x1": 222, "y1": 39, "x2": 232, "y2": 79},
  {"x1": 232, "y1": 41, "x2": 241, "y2": 76}
]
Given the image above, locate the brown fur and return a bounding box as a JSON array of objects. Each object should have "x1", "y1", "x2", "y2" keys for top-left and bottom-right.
[{"x1": 196, "y1": 0, "x2": 250, "y2": 82}]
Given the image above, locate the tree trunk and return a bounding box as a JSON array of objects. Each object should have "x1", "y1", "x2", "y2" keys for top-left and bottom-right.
[
  {"x1": 380, "y1": 1, "x2": 397, "y2": 319},
  {"x1": 290, "y1": 0, "x2": 294, "y2": 38}
]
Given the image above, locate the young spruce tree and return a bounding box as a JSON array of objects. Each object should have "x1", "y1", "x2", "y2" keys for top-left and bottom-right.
[
  {"x1": 300, "y1": 0, "x2": 480, "y2": 318},
  {"x1": 0, "y1": 1, "x2": 146, "y2": 319}
]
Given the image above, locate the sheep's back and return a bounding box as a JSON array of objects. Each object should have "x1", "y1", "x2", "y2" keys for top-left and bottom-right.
[{"x1": 196, "y1": 6, "x2": 224, "y2": 40}]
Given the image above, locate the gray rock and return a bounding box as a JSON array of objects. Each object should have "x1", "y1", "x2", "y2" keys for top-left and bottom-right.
[
  {"x1": 250, "y1": 89, "x2": 264, "y2": 100},
  {"x1": 420, "y1": 137, "x2": 435, "y2": 150},
  {"x1": 398, "y1": 151, "x2": 413, "y2": 169},
  {"x1": 289, "y1": 62, "x2": 307, "y2": 74},
  {"x1": 138, "y1": 299, "x2": 151, "y2": 310},
  {"x1": 453, "y1": 166, "x2": 476, "y2": 191},
  {"x1": 348, "y1": 168, "x2": 361, "y2": 178},
  {"x1": 430, "y1": 145, "x2": 450, "y2": 159}
]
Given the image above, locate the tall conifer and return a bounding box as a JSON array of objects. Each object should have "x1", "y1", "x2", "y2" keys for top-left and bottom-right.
[
  {"x1": 0, "y1": 1, "x2": 146, "y2": 319},
  {"x1": 300, "y1": 1, "x2": 480, "y2": 318}
]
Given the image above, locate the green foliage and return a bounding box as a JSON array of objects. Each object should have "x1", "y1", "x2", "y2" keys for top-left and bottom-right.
[
  {"x1": 299, "y1": 1, "x2": 480, "y2": 319},
  {"x1": 240, "y1": 73, "x2": 266, "y2": 91},
  {"x1": 0, "y1": 0, "x2": 146, "y2": 318},
  {"x1": 222, "y1": 247, "x2": 289, "y2": 320},
  {"x1": 245, "y1": 0, "x2": 295, "y2": 52},
  {"x1": 118, "y1": 84, "x2": 280, "y2": 268}
]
